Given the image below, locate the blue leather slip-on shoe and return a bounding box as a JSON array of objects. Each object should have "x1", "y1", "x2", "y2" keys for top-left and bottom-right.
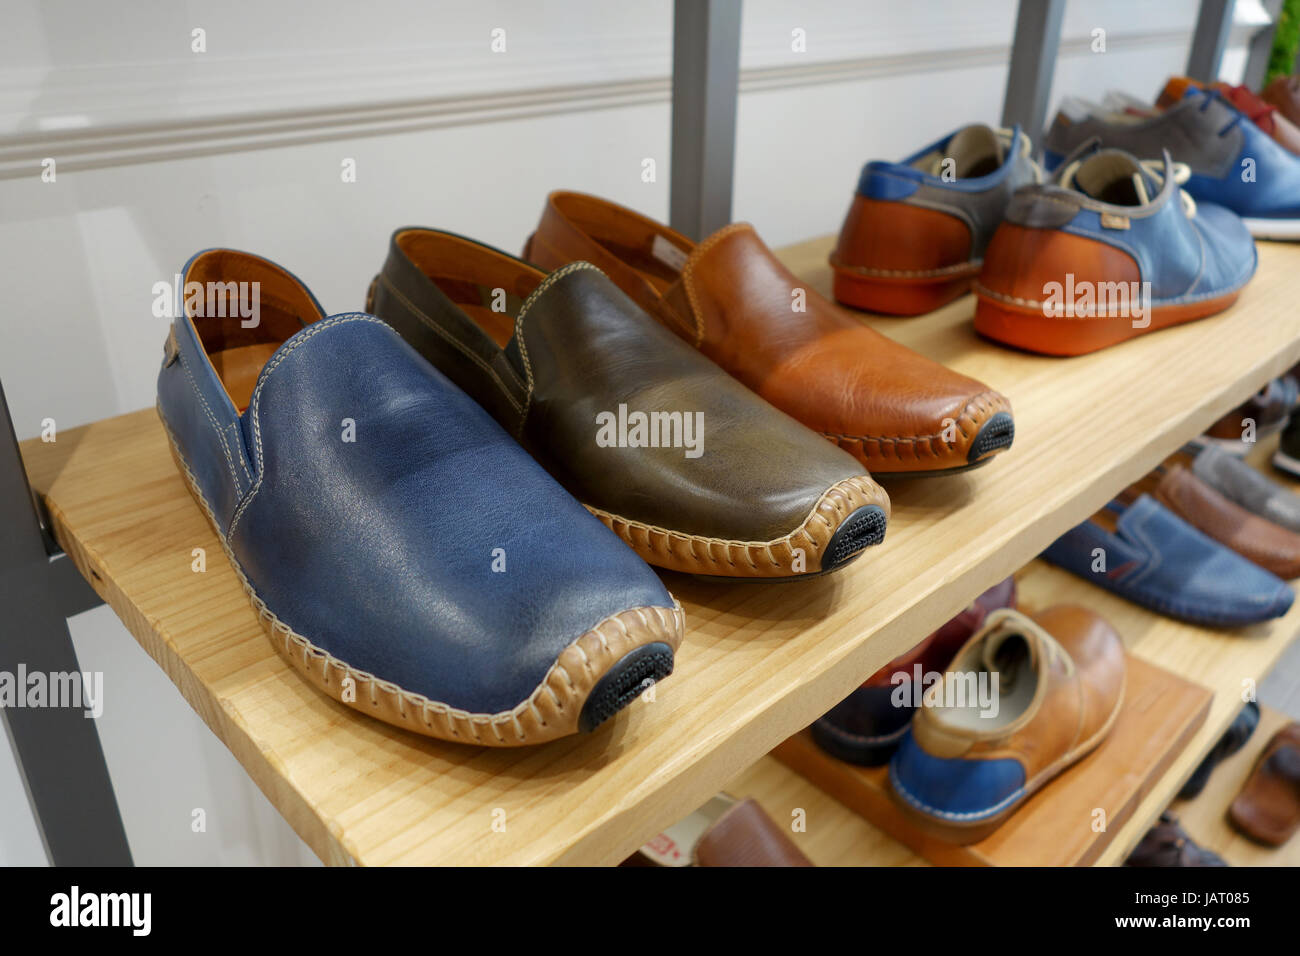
[
  {"x1": 157, "y1": 249, "x2": 684, "y2": 746},
  {"x1": 1040, "y1": 494, "x2": 1293, "y2": 627},
  {"x1": 1044, "y1": 88, "x2": 1300, "y2": 239}
]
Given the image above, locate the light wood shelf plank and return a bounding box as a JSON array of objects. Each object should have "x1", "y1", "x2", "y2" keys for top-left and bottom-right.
[{"x1": 20, "y1": 238, "x2": 1300, "y2": 865}]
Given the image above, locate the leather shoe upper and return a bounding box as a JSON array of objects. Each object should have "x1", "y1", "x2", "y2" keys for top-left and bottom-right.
[
  {"x1": 890, "y1": 606, "x2": 1125, "y2": 823},
  {"x1": 157, "y1": 248, "x2": 681, "y2": 745},
  {"x1": 369, "y1": 228, "x2": 889, "y2": 578},
  {"x1": 523, "y1": 191, "x2": 1015, "y2": 475},
  {"x1": 1041, "y1": 494, "x2": 1293, "y2": 626}
]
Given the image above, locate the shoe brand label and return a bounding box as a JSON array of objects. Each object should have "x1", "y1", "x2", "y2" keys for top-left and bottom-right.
[
  {"x1": 1099, "y1": 212, "x2": 1131, "y2": 230},
  {"x1": 595, "y1": 403, "x2": 704, "y2": 459},
  {"x1": 651, "y1": 234, "x2": 689, "y2": 271},
  {"x1": 1042, "y1": 273, "x2": 1151, "y2": 328}
]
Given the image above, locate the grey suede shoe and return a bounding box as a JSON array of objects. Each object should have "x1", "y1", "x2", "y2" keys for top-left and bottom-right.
[{"x1": 1191, "y1": 442, "x2": 1300, "y2": 532}]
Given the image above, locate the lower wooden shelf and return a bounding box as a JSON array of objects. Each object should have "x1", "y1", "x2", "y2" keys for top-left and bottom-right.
[{"x1": 740, "y1": 551, "x2": 1300, "y2": 866}]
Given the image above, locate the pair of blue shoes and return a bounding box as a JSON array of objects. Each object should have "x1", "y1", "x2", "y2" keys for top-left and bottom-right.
[
  {"x1": 1042, "y1": 495, "x2": 1294, "y2": 626},
  {"x1": 157, "y1": 249, "x2": 683, "y2": 747}
]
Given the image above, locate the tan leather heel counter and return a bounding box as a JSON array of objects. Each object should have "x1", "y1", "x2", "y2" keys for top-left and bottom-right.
[
  {"x1": 977, "y1": 224, "x2": 1141, "y2": 306},
  {"x1": 833, "y1": 194, "x2": 972, "y2": 274}
]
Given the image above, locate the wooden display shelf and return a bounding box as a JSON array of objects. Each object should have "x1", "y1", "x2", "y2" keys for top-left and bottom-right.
[
  {"x1": 20, "y1": 238, "x2": 1300, "y2": 866},
  {"x1": 773, "y1": 654, "x2": 1211, "y2": 867},
  {"x1": 1172, "y1": 704, "x2": 1300, "y2": 866},
  {"x1": 769, "y1": 556, "x2": 1300, "y2": 865}
]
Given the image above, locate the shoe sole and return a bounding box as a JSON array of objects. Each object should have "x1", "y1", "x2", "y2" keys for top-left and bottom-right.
[
  {"x1": 810, "y1": 715, "x2": 911, "y2": 766},
  {"x1": 160, "y1": 410, "x2": 684, "y2": 746},
  {"x1": 589, "y1": 475, "x2": 890, "y2": 580},
  {"x1": 832, "y1": 264, "x2": 979, "y2": 316},
  {"x1": 972, "y1": 287, "x2": 1241, "y2": 356},
  {"x1": 1242, "y1": 217, "x2": 1300, "y2": 240},
  {"x1": 889, "y1": 671, "x2": 1127, "y2": 844},
  {"x1": 1273, "y1": 447, "x2": 1300, "y2": 479}
]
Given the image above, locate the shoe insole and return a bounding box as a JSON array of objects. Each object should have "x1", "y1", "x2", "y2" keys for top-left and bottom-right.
[{"x1": 210, "y1": 343, "x2": 282, "y2": 413}]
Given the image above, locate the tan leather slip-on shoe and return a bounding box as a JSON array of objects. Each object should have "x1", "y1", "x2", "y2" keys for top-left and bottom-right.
[{"x1": 523, "y1": 191, "x2": 1015, "y2": 476}]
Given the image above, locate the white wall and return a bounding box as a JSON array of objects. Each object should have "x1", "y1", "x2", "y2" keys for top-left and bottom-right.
[{"x1": 0, "y1": 0, "x2": 1211, "y2": 865}]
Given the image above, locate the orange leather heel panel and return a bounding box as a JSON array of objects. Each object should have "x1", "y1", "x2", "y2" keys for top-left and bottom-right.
[
  {"x1": 833, "y1": 269, "x2": 974, "y2": 316},
  {"x1": 977, "y1": 224, "x2": 1141, "y2": 305},
  {"x1": 834, "y1": 195, "x2": 972, "y2": 274}
]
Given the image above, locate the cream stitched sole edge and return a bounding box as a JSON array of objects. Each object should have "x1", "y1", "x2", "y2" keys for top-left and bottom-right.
[
  {"x1": 823, "y1": 391, "x2": 1013, "y2": 470},
  {"x1": 586, "y1": 474, "x2": 889, "y2": 577},
  {"x1": 160, "y1": 410, "x2": 685, "y2": 746}
]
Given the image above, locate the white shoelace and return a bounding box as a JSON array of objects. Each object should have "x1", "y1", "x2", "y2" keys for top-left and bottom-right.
[{"x1": 1059, "y1": 156, "x2": 1197, "y2": 218}]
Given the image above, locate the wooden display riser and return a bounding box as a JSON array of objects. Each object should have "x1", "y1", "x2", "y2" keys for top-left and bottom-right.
[
  {"x1": 1172, "y1": 704, "x2": 1300, "y2": 866},
  {"x1": 20, "y1": 238, "x2": 1300, "y2": 866},
  {"x1": 745, "y1": 545, "x2": 1300, "y2": 867},
  {"x1": 772, "y1": 655, "x2": 1210, "y2": 866}
]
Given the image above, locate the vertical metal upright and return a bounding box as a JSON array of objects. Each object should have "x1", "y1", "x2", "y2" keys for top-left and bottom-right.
[
  {"x1": 1187, "y1": 0, "x2": 1236, "y2": 82},
  {"x1": 1244, "y1": 0, "x2": 1283, "y2": 91},
  {"x1": 0, "y1": 381, "x2": 130, "y2": 865},
  {"x1": 1000, "y1": 0, "x2": 1066, "y2": 138},
  {"x1": 669, "y1": 0, "x2": 743, "y2": 241}
]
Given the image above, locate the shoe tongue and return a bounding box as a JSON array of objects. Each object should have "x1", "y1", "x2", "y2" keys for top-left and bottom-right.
[
  {"x1": 934, "y1": 124, "x2": 1005, "y2": 178},
  {"x1": 1068, "y1": 150, "x2": 1156, "y2": 206}
]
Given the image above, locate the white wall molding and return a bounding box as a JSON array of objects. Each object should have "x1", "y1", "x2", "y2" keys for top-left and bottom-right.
[{"x1": 0, "y1": 28, "x2": 1191, "y2": 181}]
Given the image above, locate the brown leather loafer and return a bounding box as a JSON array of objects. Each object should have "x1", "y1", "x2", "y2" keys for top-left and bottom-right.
[
  {"x1": 368, "y1": 228, "x2": 890, "y2": 579},
  {"x1": 524, "y1": 191, "x2": 1015, "y2": 476},
  {"x1": 890, "y1": 606, "x2": 1126, "y2": 843},
  {"x1": 1143, "y1": 464, "x2": 1300, "y2": 579},
  {"x1": 625, "y1": 794, "x2": 813, "y2": 867},
  {"x1": 1229, "y1": 722, "x2": 1300, "y2": 846}
]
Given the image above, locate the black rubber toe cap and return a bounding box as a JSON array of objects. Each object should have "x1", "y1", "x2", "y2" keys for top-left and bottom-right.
[{"x1": 578, "y1": 641, "x2": 675, "y2": 733}]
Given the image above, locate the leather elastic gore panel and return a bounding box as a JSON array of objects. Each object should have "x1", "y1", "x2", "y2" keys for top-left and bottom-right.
[
  {"x1": 396, "y1": 230, "x2": 541, "y2": 347},
  {"x1": 184, "y1": 250, "x2": 323, "y2": 412},
  {"x1": 549, "y1": 191, "x2": 692, "y2": 294}
]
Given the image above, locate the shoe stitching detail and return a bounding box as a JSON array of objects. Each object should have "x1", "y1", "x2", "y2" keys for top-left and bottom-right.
[
  {"x1": 973, "y1": 279, "x2": 1245, "y2": 310},
  {"x1": 586, "y1": 474, "x2": 887, "y2": 576},
  {"x1": 821, "y1": 391, "x2": 1010, "y2": 463},
  {"x1": 228, "y1": 315, "x2": 391, "y2": 540},
  {"x1": 377, "y1": 273, "x2": 524, "y2": 415},
  {"x1": 227, "y1": 422, "x2": 252, "y2": 484},
  {"x1": 177, "y1": 349, "x2": 244, "y2": 499},
  {"x1": 889, "y1": 761, "x2": 1026, "y2": 822},
  {"x1": 512, "y1": 261, "x2": 598, "y2": 439},
  {"x1": 830, "y1": 257, "x2": 983, "y2": 279},
  {"x1": 163, "y1": 416, "x2": 685, "y2": 745},
  {"x1": 680, "y1": 222, "x2": 751, "y2": 349}
]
